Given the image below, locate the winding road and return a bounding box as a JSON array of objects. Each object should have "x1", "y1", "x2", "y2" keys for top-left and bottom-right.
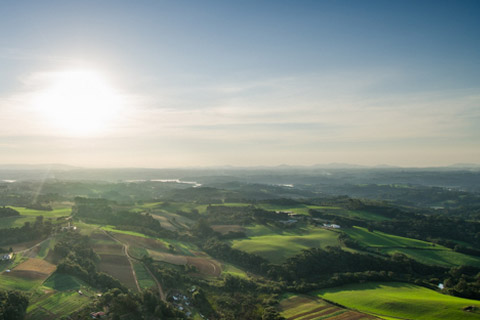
[{"x1": 101, "y1": 229, "x2": 166, "y2": 301}]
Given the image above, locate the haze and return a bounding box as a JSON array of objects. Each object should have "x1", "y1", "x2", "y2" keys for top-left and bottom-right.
[{"x1": 1, "y1": 1, "x2": 479, "y2": 168}]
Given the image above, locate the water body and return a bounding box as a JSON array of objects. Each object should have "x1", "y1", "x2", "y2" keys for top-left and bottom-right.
[{"x1": 125, "y1": 179, "x2": 202, "y2": 188}]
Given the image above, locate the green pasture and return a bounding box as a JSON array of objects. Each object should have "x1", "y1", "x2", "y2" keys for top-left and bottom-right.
[
  {"x1": 9, "y1": 206, "x2": 71, "y2": 217},
  {"x1": 0, "y1": 215, "x2": 36, "y2": 229},
  {"x1": 0, "y1": 206, "x2": 71, "y2": 229},
  {"x1": 222, "y1": 263, "x2": 248, "y2": 279},
  {"x1": 346, "y1": 226, "x2": 480, "y2": 267},
  {"x1": 133, "y1": 261, "x2": 156, "y2": 289},
  {"x1": 315, "y1": 282, "x2": 480, "y2": 320},
  {"x1": 0, "y1": 274, "x2": 43, "y2": 291},
  {"x1": 232, "y1": 226, "x2": 340, "y2": 264},
  {"x1": 345, "y1": 226, "x2": 438, "y2": 249},
  {"x1": 101, "y1": 226, "x2": 150, "y2": 238},
  {"x1": 383, "y1": 247, "x2": 480, "y2": 267},
  {"x1": 43, "y1": 273, "x2": 86, "y2": 291}
]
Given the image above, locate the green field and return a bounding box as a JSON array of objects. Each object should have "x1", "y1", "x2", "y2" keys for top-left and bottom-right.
[
  {"x1": 315, "y1": 282, "x2": 480, "y2": 320},
  {"x1": 232, "y1": 226, "x2": 340, "y2": 263},
  {"x1": 221, "y1": 263, "x2": 248, "y2": 279},
  {"x1": 133, "y1": 261, "x2": 156, "y2": 289},
  {"x1": 345, "y1": 226, "x2": 480, "y2": 267},
  {"x1": 383, "y1": 247, "x2": 480, "y2": 268},
  {"x1": 0, "y1": 274, "x2": 43, "y2": 291},
  {"x1": 43, "y1": 273, "x2": 86, "y2": 291},
  {"x1": 27, "y1": 290, "x2": 92, "y2": 319},
  {"x1": 0, "y1": 206, "x2": 71, "y2": 229},
  {"x1": 345, "y1": 226, "x2": 437, "y2": 249},
  {"x1": 9, "y1": 206, "x2": 71, "y2": 217}
]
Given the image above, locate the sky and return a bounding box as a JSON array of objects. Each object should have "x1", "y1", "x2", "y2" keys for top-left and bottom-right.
[{"x1": 0, "y1": 0, "x2": 479, "y2": 168}]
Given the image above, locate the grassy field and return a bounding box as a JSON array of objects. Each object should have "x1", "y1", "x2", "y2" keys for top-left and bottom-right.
[
  {"x1": 232, "y1": 226, "x2": 340, "y2": 264},
  {"x1": 345, "y1": 226, "x2": 480, "y2": 267},
  {"x1": 43, "y1": 273, "x2": 86, "y2": 291},
  {"x1": 0, "y1": 206, "x2": 71, "y2": 229},
  {"x1": 383, "y1": 247, "x2": 480, "y2": 268},
  {"x1": 315, "y1": 282, "x2": 480, "y2": 320},
  {"x1": 0, "y1": 273, "x2": 43, "y2": 291},
  {"x1": 133, "y1": 261, "x2": 156, "y2": 289},
  {"x1": 10, "y1": 206, "x2": 71, "y2": 217},
  {"x1": 221, "y1": 263, "x2": 248, "y2": 279},
  {"x1": 345, "y1": 226, "x2": 437, "y2": 249}
]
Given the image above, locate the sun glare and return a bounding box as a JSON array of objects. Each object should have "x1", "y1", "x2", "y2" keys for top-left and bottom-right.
[{"x1": 32, "y1": 69, "x2": 123, "y2": 136}]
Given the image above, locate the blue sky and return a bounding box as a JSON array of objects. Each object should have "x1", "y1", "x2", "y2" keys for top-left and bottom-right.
[{"x1": 0, "y1": 0, "x2": 479, "y2": 167}]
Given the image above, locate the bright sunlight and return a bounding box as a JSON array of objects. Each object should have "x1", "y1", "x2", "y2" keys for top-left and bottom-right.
[{"x1": 32, "y1": 69, "x2": 123, "y2": 136}]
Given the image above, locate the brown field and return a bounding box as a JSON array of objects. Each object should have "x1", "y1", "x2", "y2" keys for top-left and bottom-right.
[
  {"x1": 211, "y1": 224, "x2": 246, "y2": 235},
  {"x1": 90, "y1": 232, "x2": 112, "y2": 241},
  {"x1": 93, "y1": 243, "x2": 124, "y2": 255},
  {"x1": 330, "y1": 311, "x2": 378, "y2": 320},
  {"x1": 10, "y1": 258, "x2": 56, "y2": 280},
  {"x1": 186, "y1": 257, "x2": 222, "y2": 276},
  {"x1": 278, "y1": 295, "x2": 378, "y2": 320},
  {"x1": 147, "y1": 250, "x2": 188, "y2": 265},
  {"x1": 147, "y1": 250, "x2": 222, "y2": 277},
  {"x1": 114, "y1": 233, "x2": 167, "y2": 251},
  {"x1": 150, "y1": 214, "x2": 177, "y2": 231},
  {"x1": 10, "y1": 239, "x2": 45, "y2": 252},
  {"x1": 98, "y1": 254, "x2": 137, "y2": 290}
]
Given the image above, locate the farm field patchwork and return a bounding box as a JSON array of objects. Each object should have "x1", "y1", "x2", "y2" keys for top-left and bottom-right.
[
  {"x1": 27, "y1": 289, "x2": 93, "y2": 319},
  {"x1": 278, "y1": 293, "x2": 377, "y2": 320},
  {"x1": 315, "y1": 282, "x2": 480, "y2": 320}
]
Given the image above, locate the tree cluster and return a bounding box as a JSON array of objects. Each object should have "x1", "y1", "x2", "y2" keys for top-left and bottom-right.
[{"x1": 0, "y1": 290, "x2": 28, "y2": 320}]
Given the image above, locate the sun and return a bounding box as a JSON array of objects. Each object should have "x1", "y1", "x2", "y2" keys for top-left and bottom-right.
[{"x1": 32, "y1": 69, "x2": 123, "y2": 136}]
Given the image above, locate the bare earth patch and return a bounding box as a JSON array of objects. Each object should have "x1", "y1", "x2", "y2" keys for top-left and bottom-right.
[
  {"x1": 9, "y1": 258, "x2": 56, "y2": 280},
  {"x1": 98, "y1": 254, "x2": 137, "y2": 290},
  {"x1": 147, "y1": 250, "x2": 222, "y2": 277},
  {"x1": 114, "y1": 234, "x2": 167, "y2": 251}
]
